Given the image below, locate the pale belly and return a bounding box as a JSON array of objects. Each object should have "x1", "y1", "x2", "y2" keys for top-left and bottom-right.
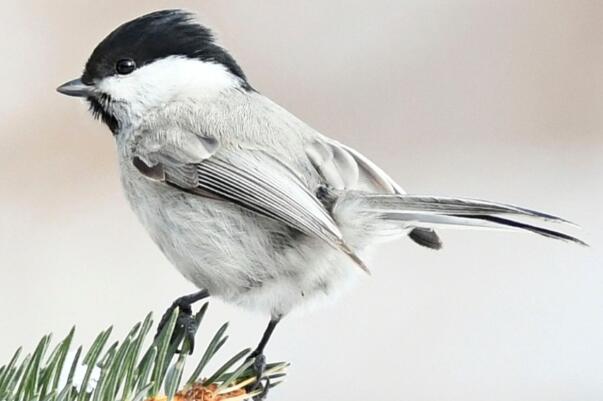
[{"x1": 119, "y1": 164, "x2": 361, "y2": 317}]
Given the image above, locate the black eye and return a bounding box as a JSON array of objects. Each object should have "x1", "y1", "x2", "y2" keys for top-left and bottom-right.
[{"x1": 116, "y1": 58, "x2": 136, "y2": 75}]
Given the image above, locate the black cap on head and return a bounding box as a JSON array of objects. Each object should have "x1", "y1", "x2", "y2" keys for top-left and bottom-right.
[{"x1": 82, "y1": 9, "x2": 248, "y2": 87}]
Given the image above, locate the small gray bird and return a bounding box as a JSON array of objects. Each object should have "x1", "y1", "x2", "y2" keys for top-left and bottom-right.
[{"x1": 57, "y1": 9, "x2": 584, "y2": 393}]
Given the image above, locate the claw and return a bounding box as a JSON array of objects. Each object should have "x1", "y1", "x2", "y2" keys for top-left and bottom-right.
[
  {"x1": 155, "y1": 303, "x2": 178, "y2": 341},
  {"x1": 253, "y1": 377, "x2": 270, "y2": 401},
  {"x1": 246, "y1": 353, "x2": 268, "y2": 398}
]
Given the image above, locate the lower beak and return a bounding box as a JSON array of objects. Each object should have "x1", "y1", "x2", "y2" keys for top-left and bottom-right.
[{"x1": 56, "y1": 78, "x2": 93, "y2": 97}]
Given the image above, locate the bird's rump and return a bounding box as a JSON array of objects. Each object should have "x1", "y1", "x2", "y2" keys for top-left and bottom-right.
[{"x1": 306, "y1": 137, "x2": 444, "y2": 249}]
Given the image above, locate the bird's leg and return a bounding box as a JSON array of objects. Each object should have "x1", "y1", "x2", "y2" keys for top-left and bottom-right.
[
  {"x1": 155, "y1": 289, "x2": 210, "y2": 353},
  {"x1": 247, "y1": 317, "x2": 281, "y2": 400}
]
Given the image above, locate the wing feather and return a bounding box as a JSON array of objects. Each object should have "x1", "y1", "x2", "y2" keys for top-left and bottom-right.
[
  {"x1": 306, "y1": 138, "x2": 401, "y2": 194},
  {"x1": 306, "y1": 138, "x2": 442, "y2": 250},
  {"x1": 131, "y1": 128, "x2": 369, "y2": 272},
  {"x1": 196, "y1": 154, "x2": 344, "y2": 246}
]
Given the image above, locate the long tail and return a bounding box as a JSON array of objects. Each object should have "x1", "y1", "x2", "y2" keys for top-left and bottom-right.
[{"x1": 356, "y1": 194, "x2": 586, "y2": 246}]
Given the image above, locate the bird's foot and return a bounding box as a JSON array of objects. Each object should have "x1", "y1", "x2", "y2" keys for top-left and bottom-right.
[
  {"x1": 246, "y1": 352, "x2": 270, "y2": 400},
  {"x1": 155, "y1": 297, "x2": 199, "y2": 354}
]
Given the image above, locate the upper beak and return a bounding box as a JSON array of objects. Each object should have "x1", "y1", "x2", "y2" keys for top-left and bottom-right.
[{"x1": 56, "y1": 78, "x2": 93, "y2": 97}]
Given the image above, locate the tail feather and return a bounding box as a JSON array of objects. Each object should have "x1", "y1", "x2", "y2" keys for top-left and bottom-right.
[
  {"x1": 362, "y1": 194, "x2": 574, "y2": 224},
  {"x1": 458, "y1": 215, "x2": 587, "y2": 246},
  {"x1": 355, "y1": 194, "x2": 586, "y2": 246}
]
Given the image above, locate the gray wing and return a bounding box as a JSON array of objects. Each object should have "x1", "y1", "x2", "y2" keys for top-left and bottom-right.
[
  {"x1": 305, "y1": 137, "x2": 414, "y2": 194},
  {"x1": 131, "y1": 127, "x2": 369, "y2": 272},
  {"x1": 306, "y1": 137, "x2": 442, "y2": 249}
]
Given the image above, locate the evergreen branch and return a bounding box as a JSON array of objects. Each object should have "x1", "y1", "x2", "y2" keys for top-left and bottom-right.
[{"x1": 0, "y1": 303, "x2": 288, "y2": 401}]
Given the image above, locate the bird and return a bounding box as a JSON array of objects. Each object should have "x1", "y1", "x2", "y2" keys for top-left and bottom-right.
[{"x1": 57, "y1": 9, "x2": 584, "y2": 397}]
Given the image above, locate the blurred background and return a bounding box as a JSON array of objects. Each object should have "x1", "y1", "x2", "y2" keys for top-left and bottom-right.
[{"x1": 0, "y1": 1, "x2": 601, "y2": 400}]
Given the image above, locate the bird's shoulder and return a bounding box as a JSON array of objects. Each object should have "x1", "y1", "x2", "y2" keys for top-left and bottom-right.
[
  {"x1": 130, "y1": 91, "x2": 318, "y2": 176},
  {"x1": 131, "y1": 90, "x2": 406, "y2": 196}
]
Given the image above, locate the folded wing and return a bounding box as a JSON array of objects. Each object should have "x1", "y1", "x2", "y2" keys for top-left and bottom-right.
[{"x1": 131, "y1": 127, "x2": 370, "y2": 273}]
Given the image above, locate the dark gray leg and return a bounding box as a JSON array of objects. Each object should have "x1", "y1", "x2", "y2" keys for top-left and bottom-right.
[
  {"x1": 155, "y1": 289, "x2": 210, "y2": 353},
  {"x1": 248, "y1": 317, "x2": 281, "y2": 400}
]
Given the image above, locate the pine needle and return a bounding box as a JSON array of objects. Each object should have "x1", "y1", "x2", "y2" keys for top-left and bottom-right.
[{"x1": 0, "y1": 303, "x2": 288, "y2": 401}]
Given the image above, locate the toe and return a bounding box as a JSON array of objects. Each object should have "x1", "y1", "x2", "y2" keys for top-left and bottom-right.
[
  {"x1": 155, "y1": 305, "x2": 178, "y2": 340},
  {"x1": 252, "y1": 378, "x2": 271, "y2": 401},
  {"x1": 177, "y1": 313, "x2": 198, "y2": 354}
]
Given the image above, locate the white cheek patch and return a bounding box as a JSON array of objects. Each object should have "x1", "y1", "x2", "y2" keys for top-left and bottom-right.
[{"x1": 96, "y1": 56, "x2": 242, "y2": 114}]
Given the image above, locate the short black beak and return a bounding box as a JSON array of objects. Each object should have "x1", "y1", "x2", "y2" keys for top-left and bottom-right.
[{"x1": 56, "y1": 78, "x2": 93, "y2": 97}]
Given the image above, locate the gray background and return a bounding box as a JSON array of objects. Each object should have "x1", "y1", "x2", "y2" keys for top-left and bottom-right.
[{"x1": 1, "y1": 1, "x2": 601, "y2": 400}]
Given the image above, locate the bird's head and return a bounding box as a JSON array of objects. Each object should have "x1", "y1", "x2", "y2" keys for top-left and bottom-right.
[{"x1": 57, "y1": 9, "x2": 249, "y2": 134}]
